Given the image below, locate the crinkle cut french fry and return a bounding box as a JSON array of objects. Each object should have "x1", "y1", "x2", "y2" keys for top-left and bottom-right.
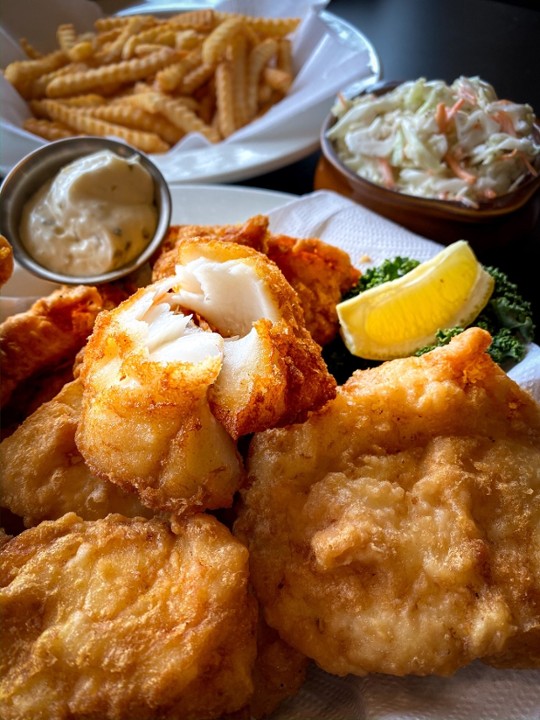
[
  {"x1": 19, "y1": 37, "x2": 43, "y2": 60},
  {"x1": 121, "y1": 25, "x2": 177, "y2": 59},
  {"x1": 154, "y1": 48, "x2": 201, "y2": 92},
  {"x1": 168, "y1": 9, "x2": 216, "y2": 32},
  {"x1": 138, "y1": 93, "x2": 219, "y2": 143},
  {"x1": 175, "y1": 29, "x2": 205, "y2": 51},
  {"x1": 27, "y1": 63, "x2": 88, "y2": 101},
  {"x1": 56, "y1": 24, "x2": 77, "y2": 53},
  {"x1": 59, "y1": 93, "x2": 108, "y2": 107},
  {"x1": 128, "y1": 90, "x2": 199, "y2": 115},
  {"x1": 45, "y1": 47, "x2": 175, "y2": 97},
  {"x1": 37, "y1": 99, "x2": 170, "y2": 153},
  {"x1": 67, "y1": 40, "x2": 94, "y2": 63},
  {"x1": 181, "y1": 62, "x2": 215, "y2": 95},
  {"x1": 227, "y1": 33, "x2": 248, "y2": 128},
  {"x1": 214, "y1": 12, "x2": 300, "y2": 38},
  {"x1": 133, "y1": 43, "x2": 173, "y2": 58},
  {"x1": 245, "y1": 38, "x2": 278, "y2": 120},
  {"x1": 97, "y1": 16, "x2": 148, "y2": 64},
  {"x1": 23, "y1": 117, "x2": 76, "y2": 141},
  {"x1": 94, "y1": 14, "x2": 154, "y2": 33},
  {"x1": 244, "y1": 16, "x2": 300, "y2": 38},
  {"x1": 277, "y1": 38, "x2": 293, "y2": 75},
  {"x1": 4, "y1": 51, "x2": 67, "y2": 97},
  {"x1": 263, "y1": 67, "x2": 292, "y2": 94},
  {"x1": 201, "y1": 16, "x2": 244, "y2": 66},
  {"x1": 87, "y1": 103, "x2": 183, "y2": 145},
  {"x1": 197, "y1": 85, "x2": 216, "y2": 125},
  {"x1": 215, "y1": 61, "x2": 236, "y2": 138}
]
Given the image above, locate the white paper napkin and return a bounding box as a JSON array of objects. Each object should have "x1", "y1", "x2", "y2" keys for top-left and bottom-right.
[
  {"x1": 268, "y1": 190, "x2": 540, "y2": 403},
  {"x1": 0, "y1": 0, "x2": 378, "y2": 181},
  {"x1": 271, "y1": 661, "x2": 540, "y2": 720}
]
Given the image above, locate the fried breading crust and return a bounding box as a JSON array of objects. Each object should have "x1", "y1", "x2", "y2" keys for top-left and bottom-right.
[
  {"x1": 0, "y1": 285, "x2": 103, "y2": 408},
  {"x1": 235, "y1": 328, "x2": 540, "y2": 677},
  {"x1": 248, "y1": 618, "x2": 308, "y2": 718},
  {"x1": 0, "y1": 234, "x2": 14, "y2": 287},
  {"x1": 0, "y1": 379, "x2": 153, "y2": 526},
  {"x1": 0, "y1": 513, "x2": 257, "y2": 720},
  {"x1": 155, "y1": 215, "x2": 270, "y2": 258},
  {"x1": 262, "y1": 233, "x2": 361, "y2": 346}
]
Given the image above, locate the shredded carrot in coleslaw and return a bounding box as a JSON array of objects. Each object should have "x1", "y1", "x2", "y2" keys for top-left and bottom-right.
[{"x1": 327, "y1": 76, "x2": 540, "y2": 206}]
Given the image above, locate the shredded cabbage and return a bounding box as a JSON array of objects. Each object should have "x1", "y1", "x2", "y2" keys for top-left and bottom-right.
[{"x1": 327, "y1": 77, "x2": 540, "y2": 206}]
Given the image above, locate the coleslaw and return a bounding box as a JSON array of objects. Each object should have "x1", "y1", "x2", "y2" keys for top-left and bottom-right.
[{"x1": 327, "y1": 77, "x2": 540, "y2": 207}]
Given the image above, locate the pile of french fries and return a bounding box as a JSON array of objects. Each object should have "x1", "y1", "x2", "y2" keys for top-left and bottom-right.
[{"x1": 3, "y1": 9, "x2": 300, "y2": 153}]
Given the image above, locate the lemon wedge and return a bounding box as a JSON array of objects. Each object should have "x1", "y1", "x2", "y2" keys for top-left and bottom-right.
[{"x1": 336, "y1": 240, "x2": 495, "y2": 360}]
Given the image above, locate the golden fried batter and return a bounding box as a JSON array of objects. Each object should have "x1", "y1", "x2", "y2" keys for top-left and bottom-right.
[
  {"x1": 235, "y1": 328, "x2": 540, "y2": 677},
  {"x1": 0, "y1": 234, "x2": 14, "y2": 287},
  {"x1": 0, "y1": 285, "x2": 103, "y2": 408},
  {"x1": 262, "y1": 233, "x2": 361, "y2": 346},
  {"x1": 152, "y1": 217, "x2": 360, "y2": 346},
  {"x1": 155, "y1": 215, "x2": 270, "y2": 260},
  {"x1": 77, "y1": 239, "x2": 335, "y2": 516},
  {"x1": 248, "y1": 617, "x2": 308, "y2": 719},
  {"x1": 0, "y1": 513, "x2": 257, "y2": 720},
  {"x1": 0, "y1": 379, "x2": 153, "y2": 527}
]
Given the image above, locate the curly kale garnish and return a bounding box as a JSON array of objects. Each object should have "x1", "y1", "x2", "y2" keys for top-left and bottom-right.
[
  {"x1": 414, "y1": 327, "x2": 466, "y2": 355},
  {"x1": 478, "y1": 266, "x2": 535, "y2": 343},
  {"x1": 344, "y1": 257, "x2": 421, "y2": 298}
]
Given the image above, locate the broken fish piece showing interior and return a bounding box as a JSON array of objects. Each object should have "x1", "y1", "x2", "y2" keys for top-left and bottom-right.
[
  {"x1": 170, "y1": 239, "x2": 337, "y2": 438},
  {"x1": 76, "y1": 238, "x2": 335, "y2": 514},
  {"x1": 76, "y1": 278, "x2": 242, "y2": 516}
]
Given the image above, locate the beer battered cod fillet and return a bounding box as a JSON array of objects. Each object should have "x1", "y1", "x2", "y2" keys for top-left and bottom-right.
[
  {"x1": 0, "y1": 378, "x2": 153, "y2": 527},
  {"x1": 152, "y1": 216, "x2": 360, "y2": 346},
  {"x1": 0, "y1": 285, "x2": 103, "y2": 408},
  {"x1": 0, "y1": 513, "x2": 257, "y2": 720},
  {"x1": 76, "y1": 238, "x2": 335, "y2": 515},
  {"x1": 235, "y1": 328, "x2": 540, "y2": 677},
  {"x1": 0, "y1": 234, "x2": 14, "y2": 287}
]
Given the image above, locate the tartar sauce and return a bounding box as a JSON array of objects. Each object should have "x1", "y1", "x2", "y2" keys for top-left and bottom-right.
[{"x1": 20, "y1": 149, "x2": 158, "y2": 276}]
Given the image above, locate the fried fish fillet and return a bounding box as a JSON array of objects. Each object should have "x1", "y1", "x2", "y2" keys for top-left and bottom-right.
[
  {"x1": 261, "y1": 233, "x2": 361, "y2": 347},
  {"x1": 77, "y1": 239, "x2": 335, "y2": 515},
  {"x1": 235, "y1": 328, "x2": 540, "y2": 677},
  {"x1": 152, "y1": 216, "x2": 360, "y2": 346},
  {"x1": 247, "y1": 617, "x2": 308, "y2": 719},
  {"x1": 0, "y1": 285, "x2": 103, "y2": 408},
  {"x1": 0, "y1": 234, "x2": 14, "y2": 287},
  {"x1": 0, "y1": 378, "x2": 153, "y2": 527},
  {"x1": 0, "y1": 512, "x2": 257, "y2": 720}
]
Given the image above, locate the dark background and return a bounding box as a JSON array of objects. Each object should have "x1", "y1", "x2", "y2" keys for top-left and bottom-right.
[{"x1": 236, "y1": 0, "x2": 540, "y2": 340}]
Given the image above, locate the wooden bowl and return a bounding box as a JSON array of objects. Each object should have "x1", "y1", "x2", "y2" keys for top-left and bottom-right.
[{"x1": 316, "y1": 81, "x2": 540, "y2": 252}]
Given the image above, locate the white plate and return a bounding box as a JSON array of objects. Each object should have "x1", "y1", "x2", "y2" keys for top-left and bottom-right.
[{"x1": 0, "y1": 1, "x2": 381, "y2": 183}]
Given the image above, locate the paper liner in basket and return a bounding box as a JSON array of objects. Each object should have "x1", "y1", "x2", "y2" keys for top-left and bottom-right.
[{"x1": 0, "y1": 0, "x2": 379, "y2": 182}]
